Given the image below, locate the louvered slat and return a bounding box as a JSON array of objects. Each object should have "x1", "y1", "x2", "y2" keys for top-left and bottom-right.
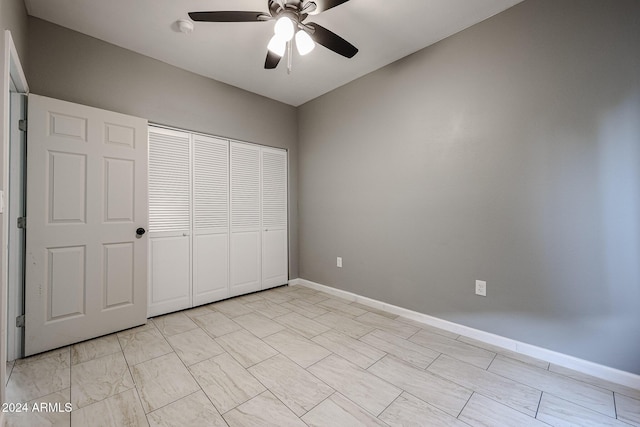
[
  {"x1": 193, "y1": 135, "x2": 228, "y2": 230},
  {"x1": 148, "y1": 129, "x2": 190, "y2": 232},
  {"x1": 231, "y1": 143, "x2": 260, "y2": 229},
  {"x1": 262, "y1": 149, "x2": 288, "y2": 228}
]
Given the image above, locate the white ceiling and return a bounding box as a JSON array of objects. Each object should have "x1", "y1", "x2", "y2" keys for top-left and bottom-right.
[{"x1": 25, "y1": 0, "x2": 522, "y2": 106}]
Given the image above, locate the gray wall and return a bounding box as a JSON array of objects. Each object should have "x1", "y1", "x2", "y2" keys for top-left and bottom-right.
[
  {"x1": 18, "y1": 0, "x2": 640, "y2": 374},
  {"x1": 0, "y1": 0, "x2": 28, "y2": 69},
  {"x1": 27, "y1": 17, "x2": 299, "y2": 279},
  {"x1": 298, "y1": 0, "x2": 640, "y2": 374}
]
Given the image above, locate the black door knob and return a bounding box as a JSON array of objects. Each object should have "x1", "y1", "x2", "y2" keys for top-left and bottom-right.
[{"x1": 136, "y1": 227, "x2": 146, "y2": 236}]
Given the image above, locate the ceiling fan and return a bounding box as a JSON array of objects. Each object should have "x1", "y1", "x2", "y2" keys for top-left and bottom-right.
[{"x1": 188, "y1": 0, "x2": 358, "y2": 71}]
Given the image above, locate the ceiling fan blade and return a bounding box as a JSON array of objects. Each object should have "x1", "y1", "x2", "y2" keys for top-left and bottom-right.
[
  {"x1": 307, "y1": 22, "x2": 358, "y2": 58},
  {"x1": 188, "y1": 11, "x2": 266, "y2": 22},
  {"x1": 308, "y1": 0, "x2": 351, "y2": 15},
  {"x1": 264, "y1": 51, "x2": 282, "y2": 69}
]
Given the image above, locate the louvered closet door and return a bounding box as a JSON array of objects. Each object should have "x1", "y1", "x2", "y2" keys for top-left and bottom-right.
[
  {"x1": 148, "y1": 127, "x2": 191, "y2": 316},
  {"x1": 192, "y1": 134, "x2": 229, "y2": 305},
  {"x1": 229, "y1": 142, "x2": 261, "y2": 297},
  {"x1": 261, "y1": 148, "x2": 288, "y2": 289}
]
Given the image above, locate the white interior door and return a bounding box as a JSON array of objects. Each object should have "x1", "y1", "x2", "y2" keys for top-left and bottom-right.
[
  {"x1": 229, "y1": 142, "x2": 261, "y2": 297},
  {"x1": 25, "y1": 94, "x2": 148, "y2": 356},
  {"x1": 148, "y1": 127, "x2": 191, "y2": 317},
  {"x1": 261, "y1": 147, "x2": 288, "y2": 289},
  {"x1": 193, "y1": 134, "x2": 229, "y2": 305}
]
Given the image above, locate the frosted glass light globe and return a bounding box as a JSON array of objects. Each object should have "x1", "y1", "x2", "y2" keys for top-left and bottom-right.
[
  {"x1": 295, "y1": 30, "x2": 315, "y2": 55},
  {"x1": 267, "y1": 34, "x2": 287, "y2": 57},
  {"x1": 274, "y1": 16, "x2": 294, "y2": 41}
]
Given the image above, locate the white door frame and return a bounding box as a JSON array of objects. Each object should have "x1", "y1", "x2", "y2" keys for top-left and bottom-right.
[
  {"x1": 7, "y1": 92, "x2": 26, "y2": 362},
  {"x1": 1, "y1": 30, "x2": 29, "y2": 413}
]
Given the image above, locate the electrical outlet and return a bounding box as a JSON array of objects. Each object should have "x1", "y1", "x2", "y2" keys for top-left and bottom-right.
[
  {"x1": 337, "y1": 257, "x2": 342, "y2": 268},
  {"x1": 475, "y1": 280, "x2": 486, "y2": 297}
]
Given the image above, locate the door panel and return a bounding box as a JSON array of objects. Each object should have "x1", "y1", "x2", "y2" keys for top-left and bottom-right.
[
  {"x1": 148, "y1": 127, "x2": 192, "y2": 316},
  {"x1": 25, "y1": 94, "x2": 148, "y2": 356},
  {"x1": 47, "y1": 246, "x2": 85, "y2": 319},
  {"x1": 230, "y1": 142, "x2": 261, "y2": 296},
  {"x1": 104, "y1": 242, "x2": 134, "y2": 308},
  {"x1": 261, "y1": 148, "x2": 288, "y2": 289},
  {"x1": 262, "y1": 229, "x2": 288, "y2": 288},
  {"x1": 192, "y1": 134, "x2": 229, "y2": 305},
  {"x1": 193, "y1": 233, "x2": 228, "y2": 305},
  {"x1": 104, "y1": 158, "x2": 134, "y2": 222},
  {"x1": 148, "y1": 128, "x2": 191, "y2": 233},
  {"x1": 48, "y1": 151, "x2": 86, "y2": 223},
  {"x1": 148, "y1": 236, "x2": 190, "y2": 316},
  {"x1": 230, "y1": 231, "x2": 260, "y2": 296}
]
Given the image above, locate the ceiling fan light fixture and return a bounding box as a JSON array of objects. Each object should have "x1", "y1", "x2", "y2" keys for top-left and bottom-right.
[
  {"x1": 267, "y1": 34, "x2": 287, "y2": 57},
  {"x1": 295, "y1": 30, "x2": 315, "y2": 56},
  {"x1": 187, "y1": 0, "x2": 358, "y2": 70},
  {"x1": 274, "y1": 16, "x2": 295, "y2": 41}
]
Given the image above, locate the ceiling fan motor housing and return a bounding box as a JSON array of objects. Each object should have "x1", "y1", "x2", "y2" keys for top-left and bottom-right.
[
  {"x1": 269, "y1": 0, "x2": 304, "y2": 15},
  {"x1": 269, "y1": 0, "x2": 308, "y2": 23}
]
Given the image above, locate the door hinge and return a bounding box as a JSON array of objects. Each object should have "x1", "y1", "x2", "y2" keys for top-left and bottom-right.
[
  {"x1": 18, "y1": 119, "x2": 27, "y2": 132},
  {"x1": 17, "y1": 216, "x2": 26, "y2": 229},
  {"x1": 16, "y1": 315, "x2": 24, "y2": 328}
]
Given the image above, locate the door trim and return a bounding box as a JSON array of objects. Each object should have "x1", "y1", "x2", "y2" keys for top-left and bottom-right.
[{"x1": 7, "y1": 92, "x2": 26, "y2": 362}]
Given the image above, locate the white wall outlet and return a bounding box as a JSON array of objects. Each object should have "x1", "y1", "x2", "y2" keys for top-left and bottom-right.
[
  {"x1": 475, "y1": 280, "x2": 487, "y2": 296},
  {"x1": 337, "y1": 257, "x2": 342, "y2": 268}
]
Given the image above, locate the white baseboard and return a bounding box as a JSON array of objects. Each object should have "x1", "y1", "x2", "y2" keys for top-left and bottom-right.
[{"x1": 288, "y1": 278, "x2": 640, "y2": 390}]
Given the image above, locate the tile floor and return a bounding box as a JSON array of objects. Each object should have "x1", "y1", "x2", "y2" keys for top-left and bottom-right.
[{"x1": 4, "y1": 285, "x2": 640, "y2": 426}]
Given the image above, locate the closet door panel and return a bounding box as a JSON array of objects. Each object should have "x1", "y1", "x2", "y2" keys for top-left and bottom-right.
[
  {"x1": 148, "y1": 128, "x2": 191, "y2": 316},
  {"x1": 193, "y1": 234, "x2": 228, "y2": 305},
  {"x1": 193, "y1": 135, "x2": 229, "y2": 305},
  {"x1": 230, "y1": 231, "x2": 261, "y2": 296},
  {"x1": 262, "y1": 229, "x2": 287, "y2": 288},
  {"x1": 149, "y1": 236, "x2": 190, "y2": 316},
  {"x1": 230, "y1": 142, "x2": 261, "y2": 297},
  {"x1": 261, "y1": 148, "x2": 288, "y2": 289}
]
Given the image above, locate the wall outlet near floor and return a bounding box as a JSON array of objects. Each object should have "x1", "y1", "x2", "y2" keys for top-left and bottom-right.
[
  {"x1": 337, "y1": 257, "x2": 342, "y2": 268},
  {"x1": 475, "y1": 280, "x2": 487, "y2": 296}
]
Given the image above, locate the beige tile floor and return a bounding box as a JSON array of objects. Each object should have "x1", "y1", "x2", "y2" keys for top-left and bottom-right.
[{"x1": 5, "y1": 285, "x2": 640, "y2": 427}]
